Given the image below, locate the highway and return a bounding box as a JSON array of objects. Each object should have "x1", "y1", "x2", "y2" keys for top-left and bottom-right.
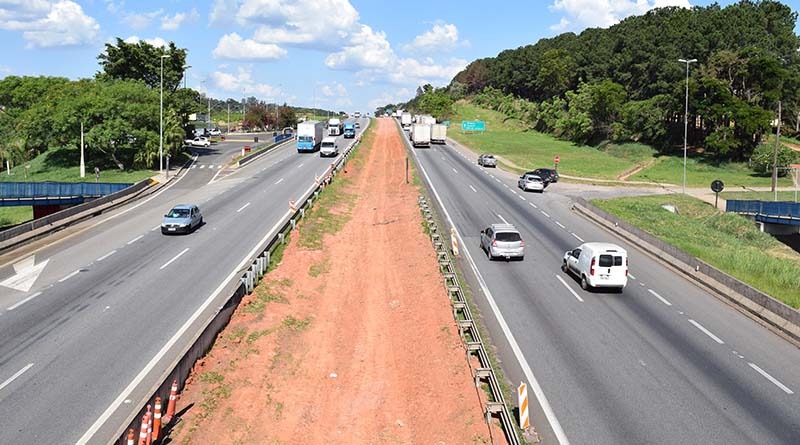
[
  {"x1": 0, "y1": 121, "x2": 366, "y2": 444},
  {"x1": 405, "y1": 127, "x2": 800, "y2": 444}
]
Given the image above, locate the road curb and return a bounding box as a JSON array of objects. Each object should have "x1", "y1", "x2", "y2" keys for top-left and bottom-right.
[{"x1": 572, "y1": 198, "x2": 800, "y2": 346}]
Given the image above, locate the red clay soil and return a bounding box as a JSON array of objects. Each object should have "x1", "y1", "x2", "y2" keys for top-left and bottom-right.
[{"x1": 166, "y1": 118, "x2": 502, "y2": 444}]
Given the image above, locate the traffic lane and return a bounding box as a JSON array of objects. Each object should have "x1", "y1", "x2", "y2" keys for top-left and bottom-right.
[
  {"x1": 0, "y1": 148, "x2": 326, "y2": 443},
  {"x1": 415, "y1": 145, "x2": 799, "y2": 443}
]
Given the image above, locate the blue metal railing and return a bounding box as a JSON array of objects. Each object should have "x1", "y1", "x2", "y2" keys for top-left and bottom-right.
[
  {"x1": 0, "y1": 182, "x2": 132, "y2": 199},
  {"x1": 726, "y1": 199, "x2": 800, "y2": 225}
]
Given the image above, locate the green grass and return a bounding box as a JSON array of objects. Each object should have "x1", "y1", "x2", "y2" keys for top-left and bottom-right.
[
  {"x1": 0, "y1": 206, "x2": 33, "y2": 229},
  {"x1": 592, "y1": 194, "x2": 800, "y2": 309},
  {"x1": 0, "y1": 147, "x2": 155, "y2": 183},
  {"x1": 721, "y1": 190, "x2": 800, "y2": 202},
  {"x1": 630, "y1": 155, "x2": 794, "y2": 188}
]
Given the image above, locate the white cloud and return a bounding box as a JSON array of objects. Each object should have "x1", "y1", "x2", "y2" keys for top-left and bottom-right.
[
  {"x1": 403, "y1": 23, "x2": 465, "y2": 53},
  {"x1": 212, "y1": 33, "x2": 287, "y2": 60},
  {"x1": 124, "y1": 35, "x2": 168, "y2": 48},
  {"x1": 368, "y1": 88, "x2": 412, "y2": 110},
  {"x1": 549, "y1": 0, "x2": 691, "y2": 30},
  {"x1": 211, "y1": 66, "x2": 280, "y2": 98},
  {"x1": 124, "y1": 8, "x2": 163, "y2": 30},
  {"x1": 0, "y1": 1, "x2": 100, "y2": 48},
  {"x1": 105, "y1": 0, "x2": 124, "y2": 14},
  {"x1": 325, "y1": 25, "x2": 394, "y2": 71},
  {"x1": 320, "y1": 82, "x2": 348, "y2": 97},
  {"x1": 161, "y1": 8, "x2": 198, "y2": 31},
  {"x1": 209, "y1": 0, "x2": 237, "y2": 27}
]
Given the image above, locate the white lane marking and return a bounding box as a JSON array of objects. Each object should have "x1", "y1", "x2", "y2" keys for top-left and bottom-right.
[
  {"x1": 540, "y1": 210, "x2": 550, "y2": 217},
  {"x1": 96, "y1": 250, "x2": 116, "y2": 262},
  {"x1": 199, "y1": 165, "x2": 205, "y2": 169},
  {"x1": 208, "y1": 165, "x2": 225, "y2": 183},
  {"x1": 0, "y1": 363, "x2": 34, "y2": 392},
  {"x1": 469, "y1": 185, "x2": 477, "y2": 193},
  {"x1": 151, "y1": 225, "x2": 160, "y2": 232},
  {"x1": 126, "y1": 235, "x2": 144, "y2": 245},
  {"x1": 555, "y1": 221, "x2": 565, "y2": 229},
  {"x1": 688, "y1": 319, "x2": 724, "y2": 344},
  {"x1": 406, "y1": 149, "x2": 569, "y2": 445},
  {"x1": 7, "y1": 292, "x2": 42, "y2": 311},
  {"x1": 452, "y1": 168, "x2": 458, "y2": 173},
  {"x1": 511, "y1": 190, "x2": 517, "y2": 195},
  {"x1": 191, "y1": 165, "x2": 196, "y2": 169},
  {"x1": 77, "y1": 207, "x2": 295, "y2": 444},
  {"x1": 748, "y1": 363, "x2": 794, "y2": 394},
  {"x1": 441, "y1": 156, "x2": 446, "y2": 161},
  {"x1": 529, "y1": 202, "x2": 538, "y2": 209},
  {"x1": 503, "y1": 184, "x2": 509, "y2": 189},
  {"x1": 275, "y1": 178, "x2": 284, "y2": 185},
  {"x1": 218, "y1": 165, "x2": 223, "y2": 169},
  {"x1": 159, "y1": 248, "x2": 190, "y2": 270},
  {"x1": 297, "y1": 163, "x2": 304, "y2": 168},
  {"x1": 497, "y1": 214, "x2": 509, "y2": 224},
  {"x1": 236, "y1": 202, "x2": 251, "y2": 213},
  {"x1": 628, "y1": 273, "x2": 636, "y2": 280},
  {"x1": 58, "y1": 270, "x2": 80, "y2": 283},
  {"x1": 495, "y1": 178, "x2": 501, "y2": 183},
  {"x1": 519, "y1": 195, "x2": 526, "y2": 201},
  {"x1": 556, "y1": 275, "x2": 584, "y2": 302},
  {"x1": 648, "y1": 289, "x2": 672, "y2": 306},
  {"x1": 571, "y1": 233, "x2": 584, "y2": 242}
]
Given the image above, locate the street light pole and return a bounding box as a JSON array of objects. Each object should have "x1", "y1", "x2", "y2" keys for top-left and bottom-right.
[
  {"x1": 182, "y1": 64, "x2": 191, "y2": 90},
  {"x1": 678, "y1": 58, "x2": 697, "y2": 194},
  {"x1": 160, "y1": 54, "x2": 171, "y2": 174}
]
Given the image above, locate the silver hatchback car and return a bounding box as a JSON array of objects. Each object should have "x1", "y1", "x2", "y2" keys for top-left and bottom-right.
[
  {"x1": 161, "y1": 204, "x2": 203, "y2": 234},
  {"x1": 518, "y1": 174, "x2": 544, "y2": 192},
  {"x1": 480, "y1": 223, "x2": 524, "y2": 261},
  {"x1": 477, "y1": 154, "x2": 497, "y2": 167}
]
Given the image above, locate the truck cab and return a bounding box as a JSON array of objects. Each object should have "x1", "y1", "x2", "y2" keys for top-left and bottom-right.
[{"x1": 343, "y1": 122, "x2": 356, "y2": 138}]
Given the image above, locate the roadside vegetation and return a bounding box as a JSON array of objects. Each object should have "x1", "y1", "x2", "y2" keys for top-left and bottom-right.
[{"x1": 592, "y1": 194, "x2": 800, "y2": 309}]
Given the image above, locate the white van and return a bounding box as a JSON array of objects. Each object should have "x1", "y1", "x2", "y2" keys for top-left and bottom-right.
[
  {"x1": 562, "y1": 242, "x2": 628, "y2": 291},
  {"x1": 320, "y1": 136, "x2": 339, "y2": 157}
]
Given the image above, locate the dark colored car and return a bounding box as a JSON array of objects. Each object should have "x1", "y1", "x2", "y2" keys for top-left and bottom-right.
[{"x1": 527, "y1": 168, "x2": 559, "y2": 185}]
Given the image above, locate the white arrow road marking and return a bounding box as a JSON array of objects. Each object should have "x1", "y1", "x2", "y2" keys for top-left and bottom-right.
[{"x1": 1, "y1": 257, "x2": 49, "y2": 292}]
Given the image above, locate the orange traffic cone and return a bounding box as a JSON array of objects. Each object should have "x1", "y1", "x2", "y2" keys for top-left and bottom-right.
[
  {"x1": 152, "y1": 397, "x2": 162, "y2": 442},
  {"x1": 163, "y1": 379, "x2": 179, "y2": 424},
  {"x1": 137, "y1": 412, "x2": 149, "y2": 445},
  {"x1": 126, "y1": 428, "x2": 135, "y2": 445},
  {"x1": 146, "y1": 404, "x2": 153, "y2": 445}
]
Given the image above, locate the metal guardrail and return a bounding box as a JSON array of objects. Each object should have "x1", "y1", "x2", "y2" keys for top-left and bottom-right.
[
  {"x1": 418, "y1": 196, "x2": 520, "y2": 445},
  {"x1": 237, "y1": 135, "x2": 294, "y2": 167},
  {"x1": 112, "y1": 123, "x2": 369, "y2": 444},
  {"x1": 726, "y1": 199, "x2": 800, "y2": 225},
  {"x1": 0, "y1": 181, "x2": 132, "y2": 199}
]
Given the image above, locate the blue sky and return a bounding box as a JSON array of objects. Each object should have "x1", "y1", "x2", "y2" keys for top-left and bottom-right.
[{"x1": 0, "y1": 0, "x2": 796, "y2": 114}]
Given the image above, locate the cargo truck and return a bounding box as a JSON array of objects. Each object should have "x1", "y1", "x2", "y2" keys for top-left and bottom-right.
[
  {"x1": 343, "y1": 122, "x2": 355, "y2": 138},
  {"x1": 297, "y1": 120, "x2": 324, "y2": 153},
  {"x1": 411, "y1": 123, "x2": 431, "y2": 148},
  {"x1": 328, "y1": 118, "x2": 342, "y2": 136},
  {"x1": 431, "y1": 124, "x2": 447, "y2": 144},
  {"x1": 421, "y1": 115, "x2": 436, "y2": 125},
  {"x1": 401, "y1": 112, "x2": 412, "y2": 129}
]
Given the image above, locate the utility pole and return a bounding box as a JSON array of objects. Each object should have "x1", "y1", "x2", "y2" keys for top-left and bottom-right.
[
  {"x1": 227, "y1": 103, "x2": 230, "y2": 134},
  {"x1": 80, "y1": 121, "x2": 85, "y2": 178},
  {"x1": 772, "y1": 100, "x2": 782, "y2": 196}
]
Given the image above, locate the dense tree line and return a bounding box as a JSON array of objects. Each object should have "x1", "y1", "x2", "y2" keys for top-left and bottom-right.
[
  {"x1": 390, "y1": 1, "x2": 800, "y2": 167},
  {"x1": 0, "y1": 39, "x2": 305, "y2": 172}
]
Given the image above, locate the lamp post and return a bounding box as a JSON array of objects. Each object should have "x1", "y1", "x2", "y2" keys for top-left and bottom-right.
[
  {"x1": 182, "y1": 64, "x2": 191, "y2": 89},
  {"x1": 160, "y1": 54, "x2": 171, "y2": 174},
  {"x1": 275, "y1": 84, "x2": 282, "y2": 130},
  {"x1": 678, "y1": 58, "x2": 697, "y2": 194}
]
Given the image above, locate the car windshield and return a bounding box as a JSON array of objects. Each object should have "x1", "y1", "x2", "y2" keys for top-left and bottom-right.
[
  {"x1": 299, "y1": 136, "x2": 312, "y2": 142},
  {"x1": 168, "y1": 209, "x2": 190, "y2": 218},
  {"x1": 495, "y1": 232, "x2": 521, "y2": 242}
]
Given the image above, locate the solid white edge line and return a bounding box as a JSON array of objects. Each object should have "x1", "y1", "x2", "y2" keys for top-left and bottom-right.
[
  {"x1": 126, "y1": 235, "x2": 144, "y2": 245},
  {"x1": 469, "y1": 185, "x2": 477, "y2": 193},
  {"x1": 78, "y1": 170, "x2": 323, "y2": 443},
  {"x1": 236, "y1": 202, "x2": 251, "y2": 213},
  {"x1": 58, "y1": 270, "x2": 80, "y2": 283},
  {"x1": 0, "y1": 363, "x2": 34, "y2": 392},
  {"x1": 570, "y1": 232, "x2": 583, "y2": 242},
  {"x1": 409, "y1": 146, "x2": 570, "y2": 444},
  {"x1": 555, "y1": 221, "x2": 565, "y2": 229},
  {"x1": 7, "y1": 291, "x2": 42, "y2": 311},
  {"x1": 647, "y1": 289, "x2": 672, "y2": 306},
  {"x1": 688, "y1": 319, "x2": 725, "y2": 344},
  {"x1": 556, "y1": 275, "x2": 584, "y2": 302},
  {"x1": 96, "y1": 250, "x2": 117, "y2": 262},
  {"x1": 747, "y1": 363, "x2": 794, "y2": 394},
  {"x1": 159, "y1": 248, "x2": 190, "y2": 270}
]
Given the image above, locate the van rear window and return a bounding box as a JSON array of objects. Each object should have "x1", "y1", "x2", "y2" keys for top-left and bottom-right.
[
  {"x1": 495, "y1": 232, "x2": 521, "y2": 242},
  {"x1": 614, "y1": 256, "x2": 623, "y2": 266},
  {"x1": 599, "y1": 255, "x2": 624, "y2": 267}
]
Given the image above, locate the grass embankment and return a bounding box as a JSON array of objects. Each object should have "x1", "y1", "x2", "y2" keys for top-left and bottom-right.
[
  {"x1": 449, "y1": 101, "x2": 793, "y2": 188},
  {"x1": 592, "y1": 194, "x2": 800, "y2": 309},
  {"x1": 721, "y1": 191, "x2": 800, "y2": 202}
]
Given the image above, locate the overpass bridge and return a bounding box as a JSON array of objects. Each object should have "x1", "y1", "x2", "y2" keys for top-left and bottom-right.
[
  {"x1": 0, "y1": 182, "x2": 132, "y2": 218},
  {"x1": 726, "y1": 199, "x2": 800, "y2": 234}
]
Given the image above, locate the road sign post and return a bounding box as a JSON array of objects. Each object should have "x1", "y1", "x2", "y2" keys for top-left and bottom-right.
[
  {"x1": 711, "y1": 179, "x2": 724, "y2": 209},
  {"x1": 554, "y1": 155, "x2": 560, "y2": 170}
]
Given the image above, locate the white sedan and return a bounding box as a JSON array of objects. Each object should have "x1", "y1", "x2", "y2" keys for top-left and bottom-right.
[
  {"x1": 518, "y1": 174, "x2": 544, "y2": 192},
  {"x1": 185, "y1": 137, "x2": 211, "y2": 147}
]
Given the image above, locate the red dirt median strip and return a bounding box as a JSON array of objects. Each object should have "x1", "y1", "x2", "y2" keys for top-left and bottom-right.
[{"x1": 166, "y1": 118, "x2": 502, "y2": 444}]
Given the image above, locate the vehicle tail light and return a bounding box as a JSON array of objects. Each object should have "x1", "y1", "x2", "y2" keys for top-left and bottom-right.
[
  {"x1": 625, "y1": 258, "x2": 628, "y2": 275},
  {"x1": 520, "y1": 239, "x2": 525, "y2": 247},
  {"x1": 590, "y1": 258, "x2": 595, "y2": 276},
  {"x1": 492, "y1": 240, "x2": 497, "y2": 247}
]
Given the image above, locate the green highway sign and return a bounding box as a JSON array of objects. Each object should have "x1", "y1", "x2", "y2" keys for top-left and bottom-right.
[{"x1": 461, "y1": 120, "x2": 486, "y2": 132}]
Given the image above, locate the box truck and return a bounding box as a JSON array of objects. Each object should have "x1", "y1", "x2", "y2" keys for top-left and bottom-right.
[
  {"x1": 411, "y1": 124, "x2": 431, "y2": 148},
  {"x1": 297, "y1": 120, "x2": 324, "y2": 153},
  {"x1": 431, "y1": 124, "x2": 447, "y2": 144},
  {"x1": 401, "y1": 112, "x2": 412, "y2": 129}
]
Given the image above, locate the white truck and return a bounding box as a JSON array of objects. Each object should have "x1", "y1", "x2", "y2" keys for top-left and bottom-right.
[
  {"x1": 421, "y1": 115, "x2": 436, "y2": 125},
  {"x1": 411, "y1": 124, "x2": 431, "y2": 148},
  {"x1": 431, "y1": 124, "x2": 447, "y2": 144},
  {"x1": 328, "y1": 118, "x2": 342, "y2": 136},
  {"x1": 320, "y1": 136, "x2": 339, "y2": 157},
  {"x1": 297, "y1": 120, "x2": 324, "y2": 153},
  {"x1": 401, "y1": 112, "x2": 412, "y2": 129}
]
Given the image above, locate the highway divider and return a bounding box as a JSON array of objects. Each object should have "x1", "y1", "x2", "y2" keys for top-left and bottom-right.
[
  {"x1": 111, "y1": 123, "x2": 369, "y2": 445},
  {"x1": 572, "y1": 197, "x2": 800, "y2": 345},
  {"x1": 237, "y1": 133, "x2": 294, "y2": 167}
]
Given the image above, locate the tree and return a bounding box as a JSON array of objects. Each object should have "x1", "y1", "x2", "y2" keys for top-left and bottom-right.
[
  {"x1": 97, "y1": 38, "x2": 187, "y2": 92},
  {"x1": 277, "y1": 103, "x2": 296, "y2": 129}
]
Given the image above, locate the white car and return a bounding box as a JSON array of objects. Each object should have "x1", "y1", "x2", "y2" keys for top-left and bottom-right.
[
  {"x1": 518, "y1": 174, "x2": 544, "y2": 192},
  {"x1": 208, "y1": 128, "x2": 221, "y2": 136},
  {"x1": 562, "y1": 242, "x2": 628, "y2": 291},
  {"x1": 185, "y1": 137, "x2": 211, "y2": 147}
]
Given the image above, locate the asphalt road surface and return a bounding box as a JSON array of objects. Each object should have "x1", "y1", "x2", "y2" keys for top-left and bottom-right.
[
  {"x1": 406, "y1": 127, "x2": 799, "y2": 445},
  {"x1": 0, "y1": 120, "x2": 367, "y2": 444}
]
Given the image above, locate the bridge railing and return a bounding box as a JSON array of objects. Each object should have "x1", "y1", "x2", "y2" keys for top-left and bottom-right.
[{"x1": 0, "y1": 181, "x2": 132, "y2": 199}]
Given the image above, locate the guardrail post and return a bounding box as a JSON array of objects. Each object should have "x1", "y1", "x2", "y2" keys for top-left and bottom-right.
[
  {"x1": 290, "y1": 218, "x2": 296, "y2": 230},
  {"x1": 278, "y1": 233, "x2": 285, "y2": 244},
  {"x1": 265, "y1": 251, "x2": 270, "y2": 266},
  {"x1": 300, "y1": 208, "x2": 305, "y2": 219}
]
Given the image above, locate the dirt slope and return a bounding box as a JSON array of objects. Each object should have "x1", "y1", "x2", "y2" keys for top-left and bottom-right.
[{"x1": 166, "y1": 118, "x2": 501, "y2": 444}]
